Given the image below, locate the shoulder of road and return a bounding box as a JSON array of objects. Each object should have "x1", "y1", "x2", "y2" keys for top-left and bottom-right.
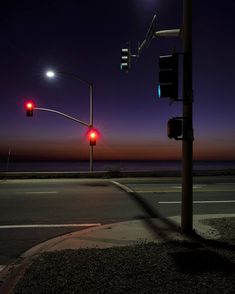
[{"x1": 1, "y1": 169, "x2": 235, "y2": 179}]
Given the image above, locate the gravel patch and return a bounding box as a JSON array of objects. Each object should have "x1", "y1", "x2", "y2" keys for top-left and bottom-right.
[
  {"x1": 201, "y1": 217, "x2": 235, "y2": 242},
  {"x1": 13, "y1": 218, "x2": 235, "y2": 293}
]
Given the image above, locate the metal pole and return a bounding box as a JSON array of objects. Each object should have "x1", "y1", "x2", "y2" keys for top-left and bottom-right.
[
  {"x1": 34, "y1": 108, "x2": 90, "y2": 127},
  {"x1": 182, "y1": 0, "x2": 193, "y2": 233},
  {"x1": 90, "y1": 83, "x2": 93, "y2": 127},
  {"x1": 90, "y1": 145, "x2": 93, "y2": 172},
  {"x1": 5, "y1": 148, "x2": 11, "y2": 180},
  {"x1": 89, "y1": 83, "x2": 94, "y2": 172}
]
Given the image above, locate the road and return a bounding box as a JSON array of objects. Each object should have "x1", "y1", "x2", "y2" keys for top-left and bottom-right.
[
  {"x1": 0, "y1": 178, "x2": 142, "y2": 267},
  {"x1": 115, "y1": 175, "x2": 235, "y2": 217},
  {"x1": 0, "y1": 176, "x2": 234, "y2": 267}
]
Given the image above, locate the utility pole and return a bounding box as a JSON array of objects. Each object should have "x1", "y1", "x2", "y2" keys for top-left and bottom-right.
[
  {"x1": 121, "y1": 0, "x2": 194, "y2": 233},
  {"x1": 182, "y1": 0, "x2": 193, "y2": 233},
  {"x1": 45, "y1": 71, "x2": 95, "y2": 173},
  {"x1": 25, "y1": 100, "x2": 98, "y2": 173},
  {"x1": 89, "y1": 83, "x2": 94, "y2": 172}
]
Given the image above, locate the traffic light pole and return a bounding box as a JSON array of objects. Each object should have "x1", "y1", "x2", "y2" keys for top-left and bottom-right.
[
  {"x1": 90, "y1": 145, "x2": 94, "y2": 173},
  {"x1": 121, "y1": 1, "x2": 193, "y2": 233},
  {"x1": 34, "y1": 107, "x2": 90, "y2": 127},
  {"x1": 182, "y1": 0, "x2": 193, "y2": 233},
  {"x1": 89, "y1": 83, "x2": 94, "y2": 172},
  {"x1": 55, "y1": 72, "x2": 95, "y2": 172},
  {"x1": 33, "y1": 106, "x2": 95, "y2": 172},
  {"x1": 69, "y1": 76, "x2": 94, "y2": 172}
]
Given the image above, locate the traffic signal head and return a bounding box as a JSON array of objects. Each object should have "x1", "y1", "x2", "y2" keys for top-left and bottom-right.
[
  {"x1": 167, "y1": 117, "x2": 183, "y2": 140},
  {"x1": 25, "y1": 101, "x2": 35, "y2": 117},
  {"x1": 121, "y1": 48, "x2": 131, "y2": 72},
  {"x1": 87, "y1": 129, "x2": 98, "y2": 146},
  {"x1": 158, "y1": 53, "x2": 178, "y2": 100}
]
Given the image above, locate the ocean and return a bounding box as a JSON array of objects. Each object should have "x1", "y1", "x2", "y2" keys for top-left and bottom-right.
[{"x1": 0, "y1": 160, "x2": 235, "y2": 173}]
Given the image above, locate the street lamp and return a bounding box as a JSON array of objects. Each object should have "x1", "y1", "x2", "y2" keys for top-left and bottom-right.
[
  {"x1": 46, "y1": 70, "x2": 55, "y2": 78},
  {"x1": 45, "y1": 70, "x2": 94, "y2": 172}
]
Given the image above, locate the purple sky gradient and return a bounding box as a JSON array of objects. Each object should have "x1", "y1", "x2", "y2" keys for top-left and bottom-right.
[{"x1": 0, "y1": 0, "x2": 235, "y2": 161}]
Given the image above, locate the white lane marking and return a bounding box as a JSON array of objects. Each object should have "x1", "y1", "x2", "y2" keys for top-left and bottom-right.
[
  {"x1": 111, "y1": 181, "x2": 134, "y2": 193},
  {"x1": 0, "y1": 265, "x2": 5, "y2": 272},
  {"x1": 0, "y1": 223, "x2": 101, "y2": 229},
  {"x1": 111, "y1": 181, "x2": 235, "y2": 194},
  {"x1": 25, "y1": 191, "x2": 57, "y2": 194},
  {"x1": 216, "y1": 183, "x2": 235, "y2": 185},
  {"x1": 159, "y1": 200, "x2": 235, "y2": 204},
  {"x1": 172, "y1": 185, "x2": 207, "y2": 189}
]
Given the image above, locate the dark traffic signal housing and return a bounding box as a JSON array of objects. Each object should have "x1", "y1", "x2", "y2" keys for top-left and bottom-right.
[
  {"x1": 158, "y1": 53, "x2": 179, "y2": 100},
  {"x1": 121, "y1": 48, "x2": 131, "y2": 72},
  {"x1": 168, "y1": 117, "x2": 183, "y2": 140},
  {"x1": 88, "y1": 129, "x2": 98, "y2": 146},
  {"x1": 25, "y1": 101, "x2": 35, "y2": 117}
]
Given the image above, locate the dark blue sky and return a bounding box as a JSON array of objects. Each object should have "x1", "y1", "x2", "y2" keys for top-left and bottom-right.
[{"x1": 1, "y1": 0, "x2": 235, "y2": 161}]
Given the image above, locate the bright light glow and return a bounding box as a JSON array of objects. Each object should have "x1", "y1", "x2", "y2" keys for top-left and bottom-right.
[
  {"x1": 46, "y1": 70, "x2": 55, "y2": 78},
  {"x1": 27, "y1": 102, "x2": 33, "y2": 109},
  {"x1": 87, "y1": 129, "x2": 98, "y2": 146},
  {"x1": 25, "y1": 101, "x2": 35, "y2": 109},
  {"x1": 87, "y1": 128, "x2": 99, "y2": 142},
  {"x1": 90, "y1": 132, "x2": 96, "y2": 139},
  {"x1": 157, "y1": 85, "x2": 161, "y2": 98}
]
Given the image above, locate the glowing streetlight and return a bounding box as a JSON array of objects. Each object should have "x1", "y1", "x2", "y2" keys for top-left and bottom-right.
[{"x1": 46, "y1": 70, "x2": 55, "y2": 78}]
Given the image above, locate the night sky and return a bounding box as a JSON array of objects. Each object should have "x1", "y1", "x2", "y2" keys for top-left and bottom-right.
[{"x1": 1, "y1": 0, "x2": 235, "y2": 161}]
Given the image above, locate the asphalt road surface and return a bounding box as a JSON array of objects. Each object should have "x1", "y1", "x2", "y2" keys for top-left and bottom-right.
[
  {"x1": 0, "y1": 176, "x2": 234, "y2": 267},
  {"x1": 115, "y1": 175, "x2": 235, "y2": 217}
]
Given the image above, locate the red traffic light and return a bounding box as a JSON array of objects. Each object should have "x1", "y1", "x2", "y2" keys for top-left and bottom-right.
[
  {"x1": 25, "y1": 101, "x2": 35, "y2": 117},
  {"x1": 87, "y1": 129, "x2": 99, "y2": 146}
]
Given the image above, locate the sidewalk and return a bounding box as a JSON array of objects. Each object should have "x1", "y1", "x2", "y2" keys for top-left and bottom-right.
[
  {"x1": 21, "y1": 214, "x2": 226, "y2": 257},
  {"x1": 1, "y1": 214, "x2": 235, "y2": 294}
]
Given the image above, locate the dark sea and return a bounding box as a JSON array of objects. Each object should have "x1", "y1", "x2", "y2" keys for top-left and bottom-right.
[{"x1": 0, "y1": 160, "x2": 235, "y2": 173}]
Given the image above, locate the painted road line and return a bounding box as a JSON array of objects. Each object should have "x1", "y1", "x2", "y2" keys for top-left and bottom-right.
[
  {"x1": 24, "y1": 191, "x2": 58, "y2": 194},
  {"x1": 216, "y1": 183, "x2": 235, "y2": 185},
  {"x1": 171, "y1": 185, "x2": 207, "y2": 189},
  {"x1": 0, "y1": 265, "x2": 5, "y2": 272},
  {"x1": 111, "y1": 181, "x2": 235, "y2": 194},
  {"x1": 136, "y1": 189, "x2": 235, "y2": 193},
  {"x1": 0, "y1": 223, "x2": 101, "y2": 229},
  {"x1": 111, "y1": 180, "x2": 134, "y2": 193},
  {"x1": 159, "y1": 200, "x2": 235, "y2": 204}
]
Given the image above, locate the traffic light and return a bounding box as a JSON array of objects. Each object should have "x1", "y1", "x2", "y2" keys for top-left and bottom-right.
[
  {"x1": 88, "y1": 129, "x2": 98, "y2": 146},
  {"x1": 121, "y1": 48, "x2": 131, "y2": 72},
  {"x1": 25, "y1": 101, "x2": 35, "y2": 117},
  {"x1": 158, "y1": 53, "x2": 178, "y2": 100},
  {"x1": 168, "y1": 117, "x2": 183, "y2": 140}
]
